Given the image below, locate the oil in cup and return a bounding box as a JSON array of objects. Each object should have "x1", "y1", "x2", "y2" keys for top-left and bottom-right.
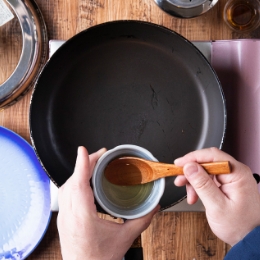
[{"x1": 223, "y1": 0, "x2": 260, "y2": 32}]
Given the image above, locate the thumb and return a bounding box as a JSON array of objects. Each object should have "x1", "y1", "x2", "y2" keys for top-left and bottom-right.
[
  {"x1": 183, "y1": 162, "x2": 226, "y2": 209},
  {"x1": 123, "y1": 205, "x2": 160, "y2": 240},
  {"x1": 72, "y1": 146, "x2": 91, "y2": 183}
]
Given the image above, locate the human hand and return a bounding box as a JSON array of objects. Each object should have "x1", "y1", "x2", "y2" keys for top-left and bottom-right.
[
  {"x1": 174, "y1": 147, "x2": 260, "y2": 246},
  {"x1": 57, "y1": 146, "x2": 159, "y2": 260}
]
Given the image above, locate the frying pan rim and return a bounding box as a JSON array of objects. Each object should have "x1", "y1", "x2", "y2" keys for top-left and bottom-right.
[{"x1": 29, "y1": 20, "x2": 227, "y2": 210}]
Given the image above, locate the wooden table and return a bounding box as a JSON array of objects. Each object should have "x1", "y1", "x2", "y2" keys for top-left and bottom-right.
[{"x1": 1, "y1": 0, "x2": 260, "y2": 259}]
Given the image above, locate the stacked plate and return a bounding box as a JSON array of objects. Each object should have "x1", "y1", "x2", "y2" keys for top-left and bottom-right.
[{"x1": 0, "y1": 126, "x2": 51, "y2": 259}]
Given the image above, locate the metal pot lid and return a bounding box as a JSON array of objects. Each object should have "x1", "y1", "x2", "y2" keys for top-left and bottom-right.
[
  {"x1": 154, "y1": 0, "x2": 219, "y2": 18},
  {"x1": 0, "y1": 0, "x2": 48, "y2": 109}
]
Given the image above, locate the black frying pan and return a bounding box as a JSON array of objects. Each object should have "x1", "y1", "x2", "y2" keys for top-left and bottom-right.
[{"x1": 30, "y1": 21, "x2": 226, "y2": 211}]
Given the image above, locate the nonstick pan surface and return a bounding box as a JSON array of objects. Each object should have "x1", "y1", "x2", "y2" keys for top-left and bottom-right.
[{"x1": 30, "y1": 21, "x2": 226, "y2": 211}]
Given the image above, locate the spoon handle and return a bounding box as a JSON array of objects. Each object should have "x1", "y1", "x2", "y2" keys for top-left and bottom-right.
[{"x1": 152, "y1": 161, "x2": 231, "y2": 179}]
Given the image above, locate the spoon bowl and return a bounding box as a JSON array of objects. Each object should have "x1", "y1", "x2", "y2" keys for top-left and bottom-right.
[{"x1": 104, "y1": 157, "x2": 231, "y2": 185}]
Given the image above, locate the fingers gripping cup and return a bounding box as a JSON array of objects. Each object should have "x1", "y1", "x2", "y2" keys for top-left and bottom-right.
[{"x1": 92, "y1": 145, "x2": 165, "y2": 219}]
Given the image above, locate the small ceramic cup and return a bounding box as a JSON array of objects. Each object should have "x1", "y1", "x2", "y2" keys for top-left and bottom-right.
[{"x1": 92, "y1": 144, "x2": 165, "y2": 219}]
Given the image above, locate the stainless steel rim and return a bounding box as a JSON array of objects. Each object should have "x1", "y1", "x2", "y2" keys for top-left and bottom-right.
[
  {"x1": 154, "y1": 0, "x2": 219, "y2": 18},
  {"x1": 0, "y1": 0, "x2": 48, "y2": 109}
]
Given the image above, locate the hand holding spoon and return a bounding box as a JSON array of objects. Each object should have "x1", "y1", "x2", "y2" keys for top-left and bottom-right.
[{"x1": 104, "y1": 157, "x2": 231, "y2": 185}]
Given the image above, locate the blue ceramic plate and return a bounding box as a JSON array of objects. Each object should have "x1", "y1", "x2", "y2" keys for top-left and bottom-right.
[{"x1": 0, "y1": 126, "x2": 51, "y2": 259}]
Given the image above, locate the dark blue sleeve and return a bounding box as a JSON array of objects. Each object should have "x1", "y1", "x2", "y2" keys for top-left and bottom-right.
[{"x1": 224, "y1": 226, "x2": 260, "y2": 260}]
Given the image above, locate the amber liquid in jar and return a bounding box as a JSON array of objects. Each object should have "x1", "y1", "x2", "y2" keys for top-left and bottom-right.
[{"x1": 224, "y1": 0, "x2": 260, "y2": 32}]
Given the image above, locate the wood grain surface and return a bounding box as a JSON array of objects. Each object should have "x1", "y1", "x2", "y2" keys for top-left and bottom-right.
[{"x1": 1, "y1": 0, "x2": 260, "y2": 259}]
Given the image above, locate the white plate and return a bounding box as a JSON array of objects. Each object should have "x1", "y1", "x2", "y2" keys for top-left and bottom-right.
[{"x1": 0, "y1": 126, "x2": 51, "y2": 259}]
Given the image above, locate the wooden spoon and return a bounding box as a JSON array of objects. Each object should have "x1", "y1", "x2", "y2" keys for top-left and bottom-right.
[{"x1": 104, "y1": 157, "x2": 231, "y2": 185}]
